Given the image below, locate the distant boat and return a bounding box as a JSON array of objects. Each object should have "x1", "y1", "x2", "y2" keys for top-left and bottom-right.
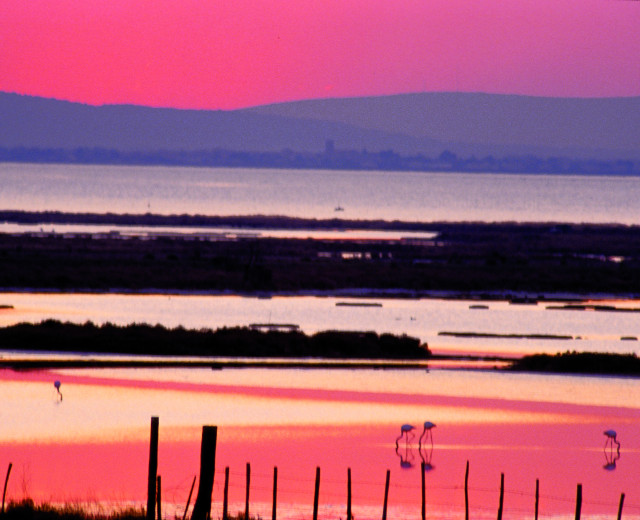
[{"x1": 334, "y1": 206, "x2": 344, "y2": 212}]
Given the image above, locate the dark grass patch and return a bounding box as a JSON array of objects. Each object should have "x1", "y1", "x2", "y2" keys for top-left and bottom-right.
[
  {"x1": 508, "y1": 351, "x2": 640, "y2": 376},
  {"x1": 3, "y1": 500, "x2": 144, "y2": 520}
]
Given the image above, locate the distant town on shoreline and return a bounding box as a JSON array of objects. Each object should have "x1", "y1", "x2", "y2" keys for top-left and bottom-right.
[{"x1": 2, "y1": 142, "x2": 639, "y2": 176}]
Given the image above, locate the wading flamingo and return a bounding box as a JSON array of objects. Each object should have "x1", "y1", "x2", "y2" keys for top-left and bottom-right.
[
  {"x1": 604, "y1": 430, "x2": 620, "y2": 453},
  {"x1": 54, "y1": 380, "x2": 62, "y2": 401},
  {"x1": 603, "y1": 430, "x2": 621, "y2": 470},
  {"x1": 418, "y1": 421, "x2": 436, "y2": 450},
  {"x1": 395, "y1": 424, "x2": 415, "y2": 449}
]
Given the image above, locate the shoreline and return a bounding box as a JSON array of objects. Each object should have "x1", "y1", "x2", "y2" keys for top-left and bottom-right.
[
  {"x1": 2, "y1": 209, "x2": 640, "y2": 230},
  {"x1": 2, "y1": 286, "x2": 639, "y2": 303}
]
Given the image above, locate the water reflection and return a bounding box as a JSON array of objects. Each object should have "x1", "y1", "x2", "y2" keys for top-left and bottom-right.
[
  {"x1": 3, "y1": 292, "x2": 640, "y2": 360},
  {"x1": 0, "y1": 367, "x2": 638, "y2": 519},
  {"x1": 395, "y1": 443, "x2": 416, "y2": 469},
  {"x1": 418, "y1": 442, "x2": 434, "y2": 471}
]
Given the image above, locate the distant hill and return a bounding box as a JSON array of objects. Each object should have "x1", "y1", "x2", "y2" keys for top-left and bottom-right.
[
  {"x1": 1, "y1": 91, "x2": 639, "y2": 160},
  {"x1": 247, "y1": 93, "x2": 640, "y2": 160}
]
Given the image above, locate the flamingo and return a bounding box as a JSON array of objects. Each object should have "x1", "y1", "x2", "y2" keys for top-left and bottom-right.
[
  {"x1": 418, "y1": 421, "x2": 436, "y2": 450},
  {"x1": 395, "y1": 424, "x2": 415, "y2": 449},
  {"x1": 54, "y1": 380, "x2": 62, "y2": 401},
  {"x1": 603, "y1": 430, "x2": 620, "y2": 454}
]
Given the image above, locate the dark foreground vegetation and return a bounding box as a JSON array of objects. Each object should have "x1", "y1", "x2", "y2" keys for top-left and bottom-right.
[
  {"x1": 2, "y1": 501, "x2": 144, "y2": 520},
  {"x1": 0, "y1": 321, "x2": 428, "y2": 362},
  {"x1": 2, "y1": 212, "x2": 640, "y2": 295},
  {"x1": 2, "y1": 501, "x2": 255, "y2": 520},
  {"x1": 510, "y1": 351, "x2": 640, "y2": 376}
]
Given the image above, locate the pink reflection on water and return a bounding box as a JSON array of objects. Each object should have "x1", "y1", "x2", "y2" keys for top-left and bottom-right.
[{"x1": 1, "y1": 368, "x2": 638, "y2": 520}]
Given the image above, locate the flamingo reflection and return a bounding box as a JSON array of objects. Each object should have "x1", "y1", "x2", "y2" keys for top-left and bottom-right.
[
  {"x1": 603, "y1": 429, "x2": 621, "y2": 470},
  {"x1": 395, "y1": 443, "x2": 416, "y2": 469}
]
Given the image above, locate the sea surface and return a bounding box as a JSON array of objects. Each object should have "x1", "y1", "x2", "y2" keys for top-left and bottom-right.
[
  {"x1": 1, "y1": 162, "x2": 639, "y2": 519},
  {"x1": 1, "y1": 162, "x2": 640, "y2": 223}
]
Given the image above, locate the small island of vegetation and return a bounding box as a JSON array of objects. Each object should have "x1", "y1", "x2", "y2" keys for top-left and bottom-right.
[
  {"x1": 509, "y1": 351, "x2": 640, "y2": 376},
  {"x1": 0, "y1": 320, "x2": 429, "y2": 368}
]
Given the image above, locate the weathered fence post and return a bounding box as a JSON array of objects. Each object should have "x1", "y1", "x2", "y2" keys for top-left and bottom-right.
[
  {"x1": 191, "y1": 426, "x2": 218, "y2": 520},
  {"x1": 182, "y1": 476, "x2": 197, "y2": 520},
  {"x1": 347, "y1": 468, "x2": 352, "y2": 520},
  {"x1": 421, "y1": 462, "x2": 426, "y2": 520},
  {"x1": 147, "y1": 416, "x2": 159, "y2": 520},
  {"x1": 535, "y1": 479, "x2": 539, "y2": 520},
  {"x1": 245, "y1": 463, "x2": 251, "y2": 520},
  {"x1": 617, "y1": 493, "x2": 625, "y2": 520},
  {"x1": 156, "y1": 476, "x2": 162, "y2": 520},
  {"x1": 223, "y1": 467, "x2": 229, "y2": 520},
  {"x1": 313, "y1": 467, "x2": 320, "y2": 520},
  {"x1": 497, "y1": 473, "x2": 504, "y2": 520},
  {"x1": 2, "y1": 462, "x2": 12, "y2": 514},
  {"x1": 382, "y1": 469, "x2": 390, "y2": 520},
  {"x1": 464, "y1": 461, "x2": 470, "y2": 520},
  {"x1": 574, "y1": 484, "x2": 582, "y2": 520},
  {"x1": 272, "y1": 466, "x2": 278, "y2": 520}
]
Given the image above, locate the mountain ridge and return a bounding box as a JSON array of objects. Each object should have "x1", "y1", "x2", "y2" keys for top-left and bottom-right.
[{"x1": 2, "y1": 91, "x2": 639, "y2": 160}]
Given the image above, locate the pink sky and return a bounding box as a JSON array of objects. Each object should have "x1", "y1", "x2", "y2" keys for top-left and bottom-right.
[{"x1": 2, "y1": 0, "x2": 640, "y2": 110}]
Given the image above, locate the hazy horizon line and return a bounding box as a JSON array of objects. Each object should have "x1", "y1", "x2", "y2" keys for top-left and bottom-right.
[{"x1": 5, "y1": 89, "x2": 640, "y2": 113}]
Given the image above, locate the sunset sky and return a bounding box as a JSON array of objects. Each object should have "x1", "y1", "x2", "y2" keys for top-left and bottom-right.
[{"x1": 2, "y1": 0, "x2": 639, "y2": 110}]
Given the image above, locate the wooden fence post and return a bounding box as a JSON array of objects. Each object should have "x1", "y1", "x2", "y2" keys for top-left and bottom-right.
[
  {"x1": 245, "y1": 463, "x2": 251, "y2": 520},
  {"x1": 347, "y1": 468, "x2": 352, "y2": 520},
  {"x1": 497, "y1": 473, "x2": 504, "y2": 520},
  {"x1": 182, "y1": 476, "x2": 196, "y2": 520},
  {"x1": 617, "y1": 493, "x2": 625, "y2": 520},
  {"x1": 382, "y1": 470, "x2": 390, "y2": 520},
  {"x1": 421, "y1": 462, "x2": 426, "y2": 520},
  {"x1": 464, "y1": 461, "x2": 470, "y2": 520},
  {"x1": 147, "y1": 417, "x2": 159, "y2": 520},
  {"x1": 156, "y1": 476, "x2": 162, "y2": 520},
  {"x1": 535, "y1": 479, "x2": 539, "y2": 520},
  {"x1": 2, "y1": 462, "x2": 12, "y2": 514},
  {"x1": 223, "y1": 467, "x2": 229, "y2": 520},
  {"x1": 191, "y1": 426, "x2": 218, "y2": 520},
  {"x1": 313, "y1": 467, "x2": 321, "y2": 520},
  {"x1": 272, "y1": 467, "x2": 278, "y2": 520},
  {"x1": 575, "y1": 484, "x2": 582, "y2": 520}
]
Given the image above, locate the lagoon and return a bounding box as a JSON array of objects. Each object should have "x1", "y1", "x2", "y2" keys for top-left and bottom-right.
[
  {"x1": 1, "y1": 163, "x2": 640, "y2": 519},
  {"x1": 1, "y1": 366, "x2": 638, "y2": 520},
  {"x1": 2, "y1": 163, "x2": 640, "y2": 224},
  {"x1": 1, "y1": 292, "x2": 639, "y2": 358}
]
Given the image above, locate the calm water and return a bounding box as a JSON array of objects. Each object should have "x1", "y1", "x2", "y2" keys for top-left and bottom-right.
[
  {"x1": 1, "y1": 163, "x2": 640, "y2": 223},
  {"x1": 1, "y1": 292, "x2": 639, "y2": 358},
  {"x1": 1, "y1": 367, "x2": 638, "y2": 520},
  {"x1": 1, "y1": 162, "x2": 639, "y2": 518}
]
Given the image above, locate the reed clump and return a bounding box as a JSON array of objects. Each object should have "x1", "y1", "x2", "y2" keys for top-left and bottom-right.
[{"x1": 2, "y1": 500, "x2": 145, "y2": 520}]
